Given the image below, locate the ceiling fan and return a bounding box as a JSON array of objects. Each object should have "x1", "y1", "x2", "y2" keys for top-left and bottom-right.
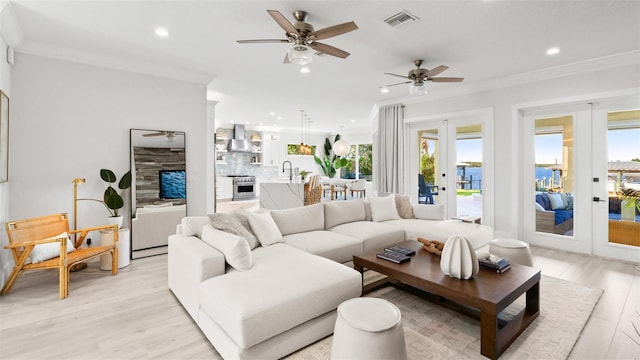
[
  {"x1": 382, "y1": 60, "x2": 464, "y2": 95},
  {"x1": 236, "y1": 10, "x2": 358, "y2": 65},
  {"x1": 143, "y1": 131, "x2": 176, "y2": 142}
]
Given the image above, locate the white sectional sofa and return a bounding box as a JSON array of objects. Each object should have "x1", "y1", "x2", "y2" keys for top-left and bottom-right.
[{"x1": 168, "y1": 196, "x2": 493, "y2": 360}]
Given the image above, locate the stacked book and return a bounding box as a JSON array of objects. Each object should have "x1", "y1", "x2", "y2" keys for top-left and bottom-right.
[
  {"x1": 376, "y1": 246, "x2": 416, "y2": 264},
  {"x1": 478, "y1": 255, "x2": 511, "y2": 273}
]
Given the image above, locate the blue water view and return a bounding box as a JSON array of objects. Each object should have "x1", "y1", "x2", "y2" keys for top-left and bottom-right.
[{"x1": 455, "y1": 167, "x2": 556, "y2": 190}]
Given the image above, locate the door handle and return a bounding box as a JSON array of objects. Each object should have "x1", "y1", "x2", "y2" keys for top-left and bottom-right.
[{"x1": 593, "y1": 197, "x2": 605, "y2": 202}]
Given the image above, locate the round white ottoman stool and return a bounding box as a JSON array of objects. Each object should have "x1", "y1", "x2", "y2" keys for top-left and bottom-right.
[
  {"x1": 489, "y1": 238, "x2": 533, "y2": 266},
  {"x1": 331, "y1": 297, "x2": 407, "y2": 360}
]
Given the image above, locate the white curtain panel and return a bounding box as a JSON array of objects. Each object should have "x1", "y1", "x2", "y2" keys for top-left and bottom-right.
[{"x1": 374, "y1": 104, "x2": 405, "y2": 195}]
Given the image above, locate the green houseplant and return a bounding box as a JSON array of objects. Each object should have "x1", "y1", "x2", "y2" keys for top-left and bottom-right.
[
  {"x1": 313, "y1": 134, "x2": 350, "y2": 178},
  {"x1": 620, "y1": 187, "x2": 640, "y2": 221},
  {"x1": 100, "y1": 169, "x2": 132, "y2": 217}
]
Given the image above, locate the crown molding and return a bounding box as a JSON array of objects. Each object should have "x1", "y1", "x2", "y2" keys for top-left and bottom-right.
[
  {"x1": 16, "y1": 40, "x2": 215, "y2": 85},
  {"x1": 377, "y1": 50, "x2": 640, "y2": 108},
  {"x1": 0, "y1": 2, "x2": 23, "y2": 47}
]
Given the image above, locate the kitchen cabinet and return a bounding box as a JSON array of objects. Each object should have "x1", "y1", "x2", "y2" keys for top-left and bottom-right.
[
  {"x1": 261, "y1": 134, "x2": 281, "y2": 167},
  {"x1": 216, "y1": 177, "x2": 233, "y2": 200}
]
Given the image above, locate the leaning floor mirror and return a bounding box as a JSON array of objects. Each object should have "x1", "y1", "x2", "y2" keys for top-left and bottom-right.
[{"x1": 130, "y1": 129, "x2": 186, "y2": 259}]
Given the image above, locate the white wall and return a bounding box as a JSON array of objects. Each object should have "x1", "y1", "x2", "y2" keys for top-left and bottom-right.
[
  {"x1": 401, "y1": 63, "x2": 640, "y2": 238},
  {"x1": 9, "y1": 53, "x2": 208, "y2": 244},
  {"x1": 0, "y1": 25, "x2": 11, "y2": 290}
]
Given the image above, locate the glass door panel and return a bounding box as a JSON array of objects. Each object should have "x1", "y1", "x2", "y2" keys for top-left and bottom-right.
[
  {"x1": 418, "y1": 129, "x2": 440, "y2": 205},
  {"x1": 534, "y1": 116, "x2": 574, "y2": 236},
  {"x1": 455, "y1": 124, "x2": 483, "y2": 219},
  {"x1": 606, "y1": 110, "x2": 640, "y2": 247}
]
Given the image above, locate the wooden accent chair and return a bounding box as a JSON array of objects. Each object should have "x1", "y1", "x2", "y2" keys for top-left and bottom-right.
[
  {"x1": 304, "y1": 175, "x2": 322, "y2": 205},
  {"x1": 2, "y1": 213, "x2": 119, "y2": 299}
]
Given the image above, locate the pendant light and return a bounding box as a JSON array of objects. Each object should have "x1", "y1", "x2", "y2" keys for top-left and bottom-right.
[{"x1": 333, "y1": 126, "x2": 350, "y2": 157}]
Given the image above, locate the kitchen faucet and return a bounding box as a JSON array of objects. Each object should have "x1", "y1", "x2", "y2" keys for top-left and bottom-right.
[{"x1": 282, "y1": 161, "x2": 293, "y2": 182}]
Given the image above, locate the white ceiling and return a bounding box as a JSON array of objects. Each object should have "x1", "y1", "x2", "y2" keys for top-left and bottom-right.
[{"x1": 9, "y1": 1, "x2": 640, "y2": 134}]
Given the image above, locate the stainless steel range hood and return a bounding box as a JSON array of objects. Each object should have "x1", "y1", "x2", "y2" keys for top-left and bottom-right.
[{"x1": 227, "y1": 124, "x2": 252, "y2": 152}]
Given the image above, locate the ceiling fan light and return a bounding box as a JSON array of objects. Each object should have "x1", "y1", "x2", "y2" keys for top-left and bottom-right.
[
  {"x1": 288, "y1": 44, "x2": 312, "y2": 65},
  {"x1": 409, "y1": 83, "x2": 428, "y2": 96}
]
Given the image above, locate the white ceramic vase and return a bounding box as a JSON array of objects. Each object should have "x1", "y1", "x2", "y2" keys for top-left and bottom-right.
[{"x1": 440, "y1": 235, "x2": 479, "y2": 280}]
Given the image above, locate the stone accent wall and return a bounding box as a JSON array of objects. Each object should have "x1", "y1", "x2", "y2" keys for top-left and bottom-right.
[{"x1": 133, "y1": 147, "x2": 186, "y2": 207}]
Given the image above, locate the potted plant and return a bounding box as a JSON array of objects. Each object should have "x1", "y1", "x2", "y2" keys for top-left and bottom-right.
[
  {"x1": 620, "y1": 187, "x2": 640, "y2": 222},
  {"x1": 80, "y1": 169, "x2": 132, "y2": 228}
]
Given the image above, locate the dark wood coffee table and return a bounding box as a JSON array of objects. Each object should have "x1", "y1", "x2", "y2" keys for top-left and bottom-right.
[{"x1": 353, "y1": 240, "x2": 540, "y2": 360}]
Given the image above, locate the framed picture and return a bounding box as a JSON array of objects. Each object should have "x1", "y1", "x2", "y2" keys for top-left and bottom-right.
[{"x1": 0, "y1": 90, "x2": 8, "y2": 183}]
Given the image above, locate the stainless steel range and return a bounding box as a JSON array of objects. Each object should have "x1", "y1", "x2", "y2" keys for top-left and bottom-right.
[{"x1": 230, "y1": 175, "x2": 256, "y2": 201}]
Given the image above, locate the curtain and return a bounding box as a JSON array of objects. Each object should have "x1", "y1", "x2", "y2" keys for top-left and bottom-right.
[{"x1": 374, "y1": 104, "x2": 405, "y2": 195}]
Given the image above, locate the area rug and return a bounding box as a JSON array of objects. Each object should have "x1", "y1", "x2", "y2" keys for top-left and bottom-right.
[{"x1": 286, "y1": 275, "x2": 602, "y2": 359}]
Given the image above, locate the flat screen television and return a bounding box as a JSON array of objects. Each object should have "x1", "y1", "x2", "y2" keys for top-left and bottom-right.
[{"x1": 159, "y1": 170, "x2": 186, "y2": 199}]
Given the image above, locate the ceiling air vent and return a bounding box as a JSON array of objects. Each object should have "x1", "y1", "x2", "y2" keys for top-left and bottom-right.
[{"x1": 384, "y1": 10, "x2": 419, "y2": 27}]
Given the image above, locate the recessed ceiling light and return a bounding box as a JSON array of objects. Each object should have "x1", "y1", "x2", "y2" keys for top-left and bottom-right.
[
  {"x1": 546, "y1": 47, "x2": 560, "y2": 55},
  {"x1": 277, "y1": 116, "x2": 282, "y2": 120},
  {"x1": 155, "y1": 27, "x2": 169, "y2": 38},
  {"x1": 350, "y1": 119, "x2": 356, "y2": 123},
  {"x1": 300, "y1": 66, "x2": 310, "y2": 74},
  {"x1": 269, "y1": 112, "x2": 275, "y2": 116},
  {"x1": 381, "y1": 87, "x2": 389, "y2": 94},
  {"x1": 259, "y1": 123, "x2": 264, "y2": 126}
]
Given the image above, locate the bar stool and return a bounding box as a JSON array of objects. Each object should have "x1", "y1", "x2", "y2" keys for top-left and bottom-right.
[{"x1": 331, "y1": 298, "x2": 407, "y2": 360}]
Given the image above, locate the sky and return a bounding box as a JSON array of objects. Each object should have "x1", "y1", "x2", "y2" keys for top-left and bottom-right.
[{"x1": 455, "y1": 129, "x2": 639, "y2": 164}]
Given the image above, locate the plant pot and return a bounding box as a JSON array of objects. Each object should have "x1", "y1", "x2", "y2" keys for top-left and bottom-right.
[
  {"x1": 621, "y1": 199, "x2": 636, "y2": 222},
  {"x1": 107, "y1": 215, "x2": 124, "y2": 229}
]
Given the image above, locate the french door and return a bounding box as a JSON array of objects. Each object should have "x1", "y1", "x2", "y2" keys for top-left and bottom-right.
[
  {"x1": 407, "y1": 109, "x2": 494, "y2": 227},
  {"x1": 522, "y1": 95, "x2": 640, "y2": 262}
]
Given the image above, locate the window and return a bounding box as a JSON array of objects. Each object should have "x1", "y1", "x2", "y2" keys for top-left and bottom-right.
[
  {"x1": 287, "y1": 144, "x2": 316, "y2": 155},
  {"x1": 342, "y1": 144, "x2": 372, "y2": 180}
]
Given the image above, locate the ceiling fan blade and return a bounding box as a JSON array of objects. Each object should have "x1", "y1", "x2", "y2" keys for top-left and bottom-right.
[
  {"x1": 311, "y1": 21, "x2": 358, "y2": 40},
  {"x1": 309, "y1": 42, "x2": 350, "y2": 58},
  {"x1": 237, "y1": 39, "x2": 290, "y2": 44},
  {"x1": 384, "y1": 72, "x2": 411, "y2": 80},
  {"x1": 380, "y1": 81, "x2": 413, "y2": 88},
  {"x1": 426, "y1": 65, "x2": 449, "y2": 78},
  {"x1": 143, "y1": 133, "x2": 165, "y2": 137},
  {"x1": 430, "y1": 77, "x2": 465, "y2": 82},
  {"x1": 283, "y1": 53, "x2": 290, "y2": 64},
  {"x1": 267, "y1": 9, "x2": 298, "y2": 35}
]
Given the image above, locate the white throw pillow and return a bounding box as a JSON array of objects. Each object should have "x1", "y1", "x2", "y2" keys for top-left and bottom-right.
[
  {"x1": 368, "y1": 195, "x2": 401, "y2": 222},
  {"x1": 535, "y1": 202, "x2": 546, "y2": 211},
  {"x1": 247, "y1": 211, "x2": 284, "y2": 246},
  {"x1": 547, "y1": 193, "x2": 565, "y2": 210},
  {"x1": 412, "y1": 204, "x2": 445, "y2": 221},
  {"x1": 30, "y1": 232, "x2": 74, "y2": 264},
  {"x1": 201, "y1": 225, "x2": 252, "y2": 271}
]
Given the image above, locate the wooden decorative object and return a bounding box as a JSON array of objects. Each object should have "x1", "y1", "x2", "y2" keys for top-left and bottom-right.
[
  {"x1": 417, "y1": 237, "x2": 444, "y2": 256},
  {"x1": 1, "y1": 213, "x2": 119, "y2": 299},
  {"x1": 439, "y1": 235, "x2": 479, "y2": 280}
]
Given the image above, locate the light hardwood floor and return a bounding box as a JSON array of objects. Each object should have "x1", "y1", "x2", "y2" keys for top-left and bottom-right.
[{"x1": 0, "y1": 246, "x2": 638, "y2": 359}]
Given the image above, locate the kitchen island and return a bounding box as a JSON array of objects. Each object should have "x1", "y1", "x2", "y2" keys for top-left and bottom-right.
[{"x1": 259, "y1": 178, "x2": 304, "y2": 209}]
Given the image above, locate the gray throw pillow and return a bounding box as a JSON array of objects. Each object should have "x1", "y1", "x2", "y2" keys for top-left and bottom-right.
[
  {"x1": 208, "y1": 213, "x2": 260, "y2": 250},
  {"x1": 230, "y1": 209, "x2": 260, "y2": 249}
]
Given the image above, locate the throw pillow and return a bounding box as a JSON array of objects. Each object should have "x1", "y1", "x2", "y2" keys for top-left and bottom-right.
[
  {"x1": 324, "y1": 199, "x2": 366, "y2": 229},
  {"x1": 395, "y1": 194, "x2": 415, "y2": 219},
  {"x1": 181, "y1": 216, "x2": 210, "y2": 238},
  {"x1": 201, "y1": 225, "x2": 252, "y2": 271},
  {"x1": 208, "y1": 213, "x2": 259, "y2": 250},
  {"x1": 30, "y1": 232, "x2": 74, "y2": 264},
  {"x1": 412, "y1": 204, "x2": 445, "y2": 220},
  {"x1": 547, "y1": 193, "x2": 565, "y2": 210},
  {"x1": 368, "y1": 195, "x2": 401, "y2": 222},
  {"x1": 247, "y1": 211, "x2": 284, "y2": 246},
  {"x1": 230, "y1": 210, "x2": 260, "y2": 249},
  {"x1": 535, "y1": 202, "x2": 546, "y2": 211}
]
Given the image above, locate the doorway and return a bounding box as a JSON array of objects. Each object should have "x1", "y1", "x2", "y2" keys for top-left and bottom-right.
[{"x1": 407, "y1": 108, "x2": 494, "y2": 227}]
